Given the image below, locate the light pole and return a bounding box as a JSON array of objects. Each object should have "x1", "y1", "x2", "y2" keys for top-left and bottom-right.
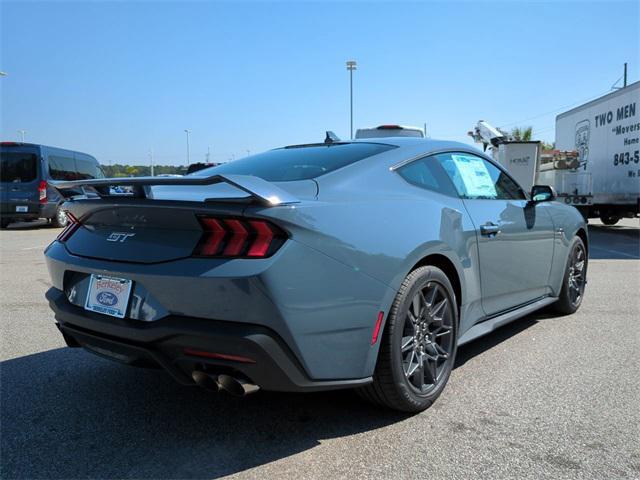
[
  {"x1": 18, "y1": 130, "x2": 26, "y2": 142},
  {"x1": 149, "y1": 149, "x2": 155, "y2": 177},
  {"x1": 346, "y1": 60, "x2": 357, "y2": 139},
  {"x1": 184, "y1": 129, "x2": 191, "y2": 165}
]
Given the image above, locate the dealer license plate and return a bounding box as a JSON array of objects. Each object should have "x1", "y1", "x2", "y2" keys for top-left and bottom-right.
[
  {"x1": 15, "y1": 205, "x2": 28, "y2": 212},
  {"x1": 84, "y1": 274, "x2": 132, "y2": 318}
]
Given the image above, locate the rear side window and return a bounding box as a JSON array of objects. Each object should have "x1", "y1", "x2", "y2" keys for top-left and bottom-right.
[
  {"x1": 192, "y1": 143, "x2": 396, "y2": 181},
  {"x1": 0, "y1": 152, "x2": 38, "y2": 183},
  {"x1": 397, "y1": 157, "x2": 458, "y2": 197},
  {"x1": 48, "y1": 155, "x2": 78, "y2": 180}
]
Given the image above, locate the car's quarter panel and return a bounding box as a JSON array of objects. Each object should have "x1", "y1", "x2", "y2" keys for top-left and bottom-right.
[
  {"x1": 249, "y1": 172, "x2": 485, "y2": 338},
  {"x1": 461, "y1": 198, "x2": 555, "y2": 315}
]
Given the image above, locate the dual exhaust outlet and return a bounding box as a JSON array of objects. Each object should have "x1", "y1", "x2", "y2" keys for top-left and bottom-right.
[{"x1": 191, "y1": 371, "x2": 260, "y2": 397}]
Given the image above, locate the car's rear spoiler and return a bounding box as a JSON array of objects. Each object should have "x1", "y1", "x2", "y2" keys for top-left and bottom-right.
[{"x1": 49, "y1": 174, "x2": 300, "y2": 206}]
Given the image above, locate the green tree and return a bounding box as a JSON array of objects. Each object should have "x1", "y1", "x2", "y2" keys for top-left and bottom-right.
[
  {"x1": 100, "y1": 164, "x2": 187, "y2": 177},
  {"x1": 511, "y1": 126, "x2": 533, "y2": 141}
]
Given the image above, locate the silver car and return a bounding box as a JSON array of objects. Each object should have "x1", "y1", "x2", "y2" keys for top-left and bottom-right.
[{"x1": 45, "y1": 137, "x2": 587, "y2": 412}]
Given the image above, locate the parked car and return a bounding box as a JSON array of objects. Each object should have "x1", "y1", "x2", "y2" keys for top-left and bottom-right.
[
  {"x1": 0, "y1": 142, "x2": 103, "y2": 228},
  {"x1": 355, "y1": 124, "x2": 424, "y2": 139},
  {"x1": 44, "y1": 138, "x2": 587, "y2": 412}
]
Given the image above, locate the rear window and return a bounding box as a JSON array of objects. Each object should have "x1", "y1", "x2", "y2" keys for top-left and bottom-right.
[
  {"x1": 192, "y1": 143, "x2": 396, "y2": 181},
  {"x1": 0, "y1": 152, "x2": 38, "y2": 183}
]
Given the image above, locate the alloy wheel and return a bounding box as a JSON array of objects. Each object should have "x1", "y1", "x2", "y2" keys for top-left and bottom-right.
[
  {"x1": 56, "y1": 209, "x2": 68, "y2": 227},
  {"x1": 567, "y1": 243, "x2": 586, "y2": 306},
  {"x1": 401, "y1": 281, "x2": 454, "y2": 393}
]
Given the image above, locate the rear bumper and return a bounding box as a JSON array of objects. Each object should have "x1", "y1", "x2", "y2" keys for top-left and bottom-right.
[
  {"x1": 46, "y1": 287, "x2": 372, "y2": 392},
  {"x1": 45, "y1": 239, "x2": 395, "y2": 379},
  {"x1": 1, "y1": 201, "x2": 57, "y2": 220}
]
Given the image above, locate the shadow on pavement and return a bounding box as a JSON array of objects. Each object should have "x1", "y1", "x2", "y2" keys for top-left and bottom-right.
[
  {"x1": 1, "y1": 219, "x2": 55, "y2": 231},
  {"x1": 2, "y1": 307, "x2": 556, "y2": 479},
  {"x1": 588, "y1": 223, "x2": 639, "y2": 259},
  {"x1": 455, "y1": 317, "x2": 539, "y2": 368},
  {"x1": 0, "y1": 348, "x2": 408, "y2": 479}
]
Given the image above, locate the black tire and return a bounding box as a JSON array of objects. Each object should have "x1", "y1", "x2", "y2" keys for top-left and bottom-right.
[
  {"x1": 552, "y1": 236, "x2": 587, "y2": 315},
  {"x1": 0, "y1": 218, "x2": 10, "y2": 229},
  {"x1": 599, "y1": 214, "x2": 620, "y2": 226},
  {"x1": 50, "y1": 206, "x2": 68, "y2": 228},
  {"x1": 359, "y1": 266, "x2": 458, "y2": 412}
]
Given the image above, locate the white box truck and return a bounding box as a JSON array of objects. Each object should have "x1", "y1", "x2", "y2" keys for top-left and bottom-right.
[{"x1": 546, "y1": 81, "x2": 640, "y2": 224}]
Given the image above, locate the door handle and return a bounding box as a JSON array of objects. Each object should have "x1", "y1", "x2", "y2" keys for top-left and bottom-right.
[{"x1": 480, "y1": 223, "x2": 501, "y2": 237}]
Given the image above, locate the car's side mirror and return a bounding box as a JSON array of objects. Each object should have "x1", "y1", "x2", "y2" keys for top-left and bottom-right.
[{"x1": 531, "y1": 185, "x2": 556, "y2": 202}]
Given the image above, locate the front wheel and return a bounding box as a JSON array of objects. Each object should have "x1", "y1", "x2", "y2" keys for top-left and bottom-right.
[
  {"x1": 552, "y1": 236, "x2": 587, "y2": 315},
  {"x1": 359, "y1": 266, "x2": 458, "y2": 412},
  {"x1": 0, "y1": 218, "x2": 10, "y2": 229}
]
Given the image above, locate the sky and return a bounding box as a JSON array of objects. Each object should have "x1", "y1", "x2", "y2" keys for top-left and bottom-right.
[{"x1": 1, "y1": 0, "x2": 638, "y2": 166}]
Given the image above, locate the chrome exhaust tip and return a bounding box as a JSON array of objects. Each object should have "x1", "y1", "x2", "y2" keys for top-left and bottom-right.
[
  {"x1": 191, "y1": 371, "x2": 220, "y2": 392},
  {"x1": 216, "y1": 374, "x2": 260, "y2": 396}
]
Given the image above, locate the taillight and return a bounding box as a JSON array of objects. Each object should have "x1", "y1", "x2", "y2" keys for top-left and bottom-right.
[
  {"x1": 193, "y1": 216, "x2": 286, "y2": 258},
  {"x1": 38, "y1": 181, "x2": 47, "y2": 203},
  {"x1": 56, "y1": 212, "x2": 81, "y2": 242}
]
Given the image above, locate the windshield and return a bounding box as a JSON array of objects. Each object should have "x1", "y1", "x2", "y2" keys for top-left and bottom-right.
[
  {"x1": 192, "y1": 142, "x2": 396, "y2": 181},
  {"x1": 0, "y1": 152, "x2": 38, "y2": 183}
]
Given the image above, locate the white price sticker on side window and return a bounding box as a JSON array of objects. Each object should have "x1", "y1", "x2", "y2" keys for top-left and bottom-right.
[{"x1": 450, "y1": 154, "x2": 497, "y2": 198}]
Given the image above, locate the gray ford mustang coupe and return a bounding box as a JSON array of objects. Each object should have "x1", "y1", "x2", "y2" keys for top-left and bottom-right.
[{"x1": 44, "y1": 137, "x2": 588, "y2": 412}]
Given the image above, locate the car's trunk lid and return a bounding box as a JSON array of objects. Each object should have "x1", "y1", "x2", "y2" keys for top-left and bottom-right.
[{"x1": 58, "y1": 176, "x2": 314, "y2": 264}]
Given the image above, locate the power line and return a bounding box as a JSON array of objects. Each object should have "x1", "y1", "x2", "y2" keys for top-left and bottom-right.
[
  {"x1": 498, "y1": 89, "x2": 611, "y2": 129},
  {"x1": 531, "y1": 125, "x2": 556, "y2": 135}
]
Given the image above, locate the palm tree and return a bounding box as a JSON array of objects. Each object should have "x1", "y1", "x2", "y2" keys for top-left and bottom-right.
[{"x1": 511, "y1": 126, "x2": 533, "y2": 141}]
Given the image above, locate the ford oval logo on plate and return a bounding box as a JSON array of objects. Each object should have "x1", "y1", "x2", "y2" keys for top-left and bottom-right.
[
  {"x1": 85, "y1": 274, "x2": 132, "y2": 319},
  {"x1": 96, "y1": 291, "x2": 118, "y2": 306}
]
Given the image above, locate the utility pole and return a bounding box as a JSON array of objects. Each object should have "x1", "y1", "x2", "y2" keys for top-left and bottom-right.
[
  {"x1": 184, "y1": 129, "x2": 191, "y2": 165},
  {"x1": 423, "y1": 123, "x2": 427, "y2": 137},
  {"x1": 206, "y1": 145, "x2": 210, "y2": 163},
  {"x1": 149, "y1": 149, "x2": 154, "y2": 177},
  {"x1": 346, "y1": 60, "x2": 357, "y2": 139},
  {"x1": 17, "y1": 130, "x2": 26, "y2": 142},
  {"x1": 624, "y1": 62, "x2": 628, "y2": 88}
]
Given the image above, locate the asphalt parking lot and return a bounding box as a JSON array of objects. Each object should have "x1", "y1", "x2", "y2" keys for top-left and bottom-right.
[{"x1": 1, "y1": 218, "x2": 638, "y2": 480}]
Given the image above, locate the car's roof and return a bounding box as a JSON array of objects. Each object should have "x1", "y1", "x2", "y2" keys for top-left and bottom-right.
[{"x1": 284, "y1": 137, "x2": 477, "y2": 151}]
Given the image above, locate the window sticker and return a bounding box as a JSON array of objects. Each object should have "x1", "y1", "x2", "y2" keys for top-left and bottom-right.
[{"x1": 450, "y1": 154, "x2": 497, "y2": 198}]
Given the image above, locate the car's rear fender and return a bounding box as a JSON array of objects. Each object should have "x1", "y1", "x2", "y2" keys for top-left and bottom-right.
[{"x1": 247, "y1": 192, "x2": 484, "y2": 334}]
